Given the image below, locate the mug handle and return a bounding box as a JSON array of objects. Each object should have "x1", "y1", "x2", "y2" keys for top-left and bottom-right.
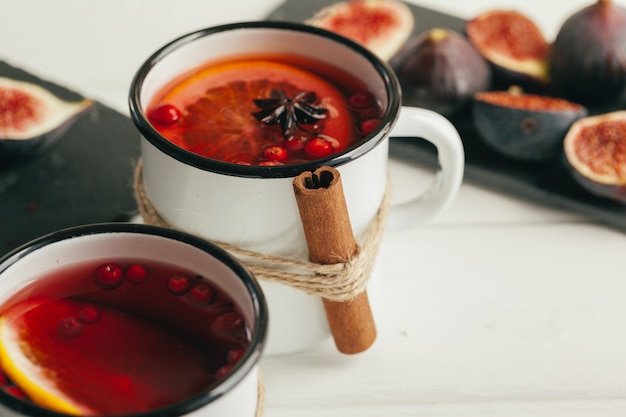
[{"x1": 386, "y1": 107, "x2": 465, "y2": 231}]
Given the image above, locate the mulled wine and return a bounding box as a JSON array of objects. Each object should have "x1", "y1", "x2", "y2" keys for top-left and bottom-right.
[
  {"x1": 0, "y1": 257, "x2": 251, "y2": 416},
  {"x1": 145, "y1": 53, "x2": 384, "y2": 165}
]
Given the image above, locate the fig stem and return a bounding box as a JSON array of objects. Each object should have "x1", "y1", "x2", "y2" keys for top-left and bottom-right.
[
  {"x1": 507, "y1": 85, "x2": 524, "y2": 96},
  {"x1": 428, "y1": 28, "x2": 449, "y2": 41}
]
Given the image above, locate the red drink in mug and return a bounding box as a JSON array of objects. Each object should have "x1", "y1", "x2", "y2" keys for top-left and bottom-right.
[
  {"x1": 145, "y1": 52, "x2": 385, "y2": 166},
  {"x1": 0, "y1": 224, "x2": 267, "y2": 417}
]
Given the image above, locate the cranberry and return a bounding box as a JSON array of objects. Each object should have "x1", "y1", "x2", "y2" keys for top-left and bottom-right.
[
  {"x1": 148, "y1": 104, "x2": 181, "y2": 127},
  {"x1": 94, "y1": 263, "x2": 123, "y2": 289},
  {"x1": 215, "y1": 364, "x2": 233, "y2": 379},
  {"x1": 304, "y1": 137, "x2": 335, "y2": 159},
  {"x1": 213, "y1": 311, "x2": 244, "y2": 333},
  {"x1": 186, "y1": 283, "x2": 214, "y2": 306},
  {"x1": 348, "y1": 91, "x2": 376, "y2": 109},
  {"x1": 167, "y1": 273, "x2": 193, "y2": 295},
  {"x1": 284, "y1": 136, "x2": 306, "y2": 152},
  {"x1": 263, "y1": 145, "x2": 288, "y2": 162},
  {"x1": 78, "y1": 304, "x2": 101, "y2": 324},
  {"x1": 359, "y1": 118, "x2": 382, "y2": 136},
  {"x1": 125, "y1": 264, "x2": 148, "y2": 284},
  {"x1": 227, "y1": 348, "x2": 246, "y2": 364},
  {"x1": 4, "y1": 386, "x2": 27, "y2": 400},
  {"x1": 57, "y1": 317, "x2": 84, "y2": 338},
  {"x1": 359, "y1": 106, "x2": 381, "y2": 119}
]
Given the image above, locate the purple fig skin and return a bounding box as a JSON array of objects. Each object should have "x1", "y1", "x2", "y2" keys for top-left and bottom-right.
[
  {"x1": 389, "y1": 28, "x2": 491, "y2": 117},
  {"x1": 549, "y1": 0, "x2": 626, "y2": 106},
  {"x1": 0, "y1": 113, "x2": 86, "y2": 166},
  {"x1": 567, "y1": 167, "x2": 626, "y2": 203}
]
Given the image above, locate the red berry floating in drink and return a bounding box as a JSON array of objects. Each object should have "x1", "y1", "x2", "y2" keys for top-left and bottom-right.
[
  {"x1": 147, "y1": 103, "x2": 182, "y2": 127},
  {"x1": 125, "y1": 263, "x2": 148, "y2": 284},
  {"x1": 263, "y1": 145, "x2": 288, "y2": 162},
  {"x1": 167, "y1": 273, "x2": 193, "y2": 295},
  {"x1": 94, "y1": 263, "x2": 123, "y2": 289},
  {"x1": 348, "y1": 91, "x2": 376, "y2": 109},
  {"x1": 78, "y1": 304, "x2": 101, "y2": 324},
  {"x1": 186, "y1": 283, "x2": 214, "y2": 307},
  {"x1": 304, "y1": 137, "x2": 335, "y2": 158},
  {"x1": 359, "y1": 118, "x2": 382, "y2": 136}
]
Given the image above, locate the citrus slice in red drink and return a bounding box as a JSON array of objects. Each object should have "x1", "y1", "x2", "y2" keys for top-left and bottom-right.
[
  {"x1": 0, "y1": 297, "x2": 215, "y2": 415},
  {"x1": 150, "y1": 58, "x2": 357, "y2": 164}
]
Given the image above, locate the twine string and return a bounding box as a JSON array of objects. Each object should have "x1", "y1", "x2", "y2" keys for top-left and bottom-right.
[{"x1": 133, "y1": 159, "x2": 389, "y2": 302}]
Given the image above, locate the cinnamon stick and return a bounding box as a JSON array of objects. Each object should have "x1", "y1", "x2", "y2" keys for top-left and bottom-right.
[{"x1": 292, "y1": 166, "x2": 377, "y2": 354}]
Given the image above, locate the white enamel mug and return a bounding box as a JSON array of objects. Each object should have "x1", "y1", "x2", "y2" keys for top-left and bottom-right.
[
  {"x1": 129, "y1": 21, "x2": 465, "y2": 355},
  {"x1": 0, "y1": 224, "x2": 267, "y2": 417}
]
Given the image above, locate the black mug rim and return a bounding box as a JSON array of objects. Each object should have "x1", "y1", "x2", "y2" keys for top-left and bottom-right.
[
  {"x1": 0, "y1": 223, "x2": 268, "y2": 417},
  {"x1": 128, "y1": 20, "x2": 402, "y2": 179}
]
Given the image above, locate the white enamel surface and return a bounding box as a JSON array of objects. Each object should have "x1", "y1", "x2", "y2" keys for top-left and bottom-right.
[
  {"x1": 138, "y1": 25, "x2": 463, "y2": 354},
  {"x1": 186, "y1": 367, "x2": 259, "y2": 417},
  {"x1": 0, "y1": 230, "x2": 262, "y2": 417},
  {"x1": 385, "y1": 107, "x2": 465, "y2": 231},
  {"x1": 7, "y1": 1, "x2": 626, "y2": 416}
]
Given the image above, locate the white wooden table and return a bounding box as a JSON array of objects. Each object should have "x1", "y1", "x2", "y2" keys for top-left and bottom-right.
[{"x1": 3, "y1": 1, "x2": 626, "y2": 416}]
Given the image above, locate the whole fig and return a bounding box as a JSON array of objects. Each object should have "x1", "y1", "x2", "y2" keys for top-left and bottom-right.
[
  {"x1": 549, "y1": 0, "x2": 626, "y2": 107},
  {"x1": 390, "y1": 28, "x2": 491, "y2": 116}
]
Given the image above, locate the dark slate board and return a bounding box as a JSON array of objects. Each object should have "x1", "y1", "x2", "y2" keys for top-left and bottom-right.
[
  {"x1": 267, "y1": 1, "x2": 626, "y2": 232},
  {"x1": 0, "y1": 61, "x2": 140, "y2": 257}
]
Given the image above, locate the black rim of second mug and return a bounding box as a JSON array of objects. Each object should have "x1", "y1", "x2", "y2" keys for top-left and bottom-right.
[
  {"x1": 0, "y1": 222, "x2": 268, "y2": 417},
  {"x1": 128, "y1": 20, "x2": 402, "y2": 179}
]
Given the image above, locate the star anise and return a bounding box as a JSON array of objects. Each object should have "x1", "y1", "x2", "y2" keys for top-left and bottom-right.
[{"x1": 252, "y1": 89, "x2": 328, "y2": 138}]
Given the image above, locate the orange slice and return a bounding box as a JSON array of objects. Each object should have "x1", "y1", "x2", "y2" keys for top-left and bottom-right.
[
  {"x1": 151, "y1": 58, "x2": 355, "y2": 164},
  {"x1": 0, "y1": 297, "x2": 215, "y2": 415}
]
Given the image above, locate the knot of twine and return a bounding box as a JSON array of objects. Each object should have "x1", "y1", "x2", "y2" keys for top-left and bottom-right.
[{"x1": 133, "y1": 160, "x2": 389, "y2": 302}]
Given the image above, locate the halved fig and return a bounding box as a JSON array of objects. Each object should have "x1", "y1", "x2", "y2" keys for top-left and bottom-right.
[
  {"x1": 306, "y1": 0, "x2": 414, "y2": 61},
  {"x1": 549, "y1": 0, "x2": 626, "y2": 107},
  {"x1": 466, "y1": 10, "x2": 549, "y2": 88},
  {"x1": 0, "y1": 77, "x2": 92, "y2": 164},
  {"x1": 473, "y1": 86, "x2": 587, "y2": 161},
  {"x1": 564, "y1": 111, "x2": 626, "y2": 202},
  {"x1": 390, "y1": 28, "x2": 491, "y2": 116}
]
